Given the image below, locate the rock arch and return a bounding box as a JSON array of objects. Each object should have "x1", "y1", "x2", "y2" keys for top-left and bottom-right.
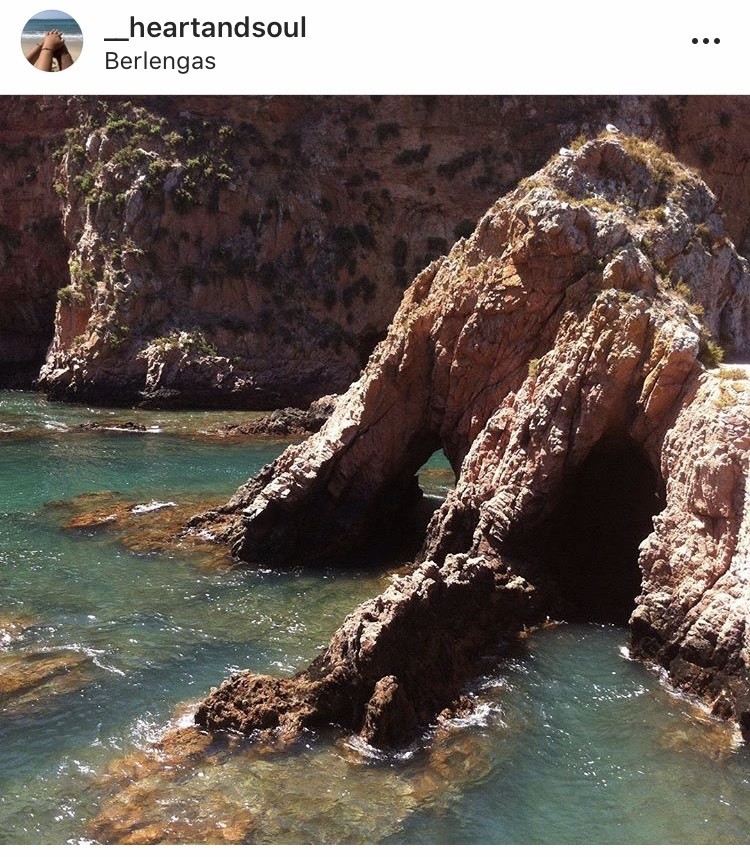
[{"x1": 191, "y1": 137, "x2": 750, "y2": 747}]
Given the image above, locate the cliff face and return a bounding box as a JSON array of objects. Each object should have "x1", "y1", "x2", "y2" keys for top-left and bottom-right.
[
  {"x1": 42, "y1": 94, "x2": 573, "y2": 406},
  {"x1": 191, "y1": 137, "x2": 750, "y2": 747},
  {"x1": 0, "y1": 94, "x2": 741, "y2": 405},
  {"x1": 0, "y1": 99, "x2": 71, "y2": 386}
]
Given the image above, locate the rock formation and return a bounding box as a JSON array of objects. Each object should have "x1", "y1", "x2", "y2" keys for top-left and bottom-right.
[
  {"x1": 0, "y1": 95, "x2": 745, "y2": 405},
  {"x1": 213, "y1": 394, "x2": 337, "y2": 437},
  {"x1": 191, "y1": 136, "x2": 750, "y2": 747}
]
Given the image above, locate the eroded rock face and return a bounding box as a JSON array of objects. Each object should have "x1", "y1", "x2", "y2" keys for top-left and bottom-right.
[
  {"x1": 192, "y1": 136, "x2": 750, "y2": 746},
  {"x1": 23, "y1": 95, "x2": 750, "y2": 406},
  {"x1": 0, "y1": 98, "x2": 72, "y2": 386}
]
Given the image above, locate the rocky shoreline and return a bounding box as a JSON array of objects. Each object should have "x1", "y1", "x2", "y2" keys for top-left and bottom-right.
[{"x1": 3, "y1": 96, "x2": 750, "y2": 764}]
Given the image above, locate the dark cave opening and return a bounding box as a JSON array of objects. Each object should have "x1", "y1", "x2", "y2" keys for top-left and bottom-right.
[
  {"x1": 536, "y1": 433, "x2": 665, "y2": 625},
  {"x1": 358, "y1": 448, "x2": 455, "y2": 565}
]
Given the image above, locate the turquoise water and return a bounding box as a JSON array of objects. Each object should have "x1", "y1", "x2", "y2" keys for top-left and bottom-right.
[{"x1": 1, "y1": 391, "x2": 749, "y2": 844}]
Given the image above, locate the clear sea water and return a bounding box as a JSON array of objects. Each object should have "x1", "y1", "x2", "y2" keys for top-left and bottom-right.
[
  {"x1": 1, "y1": 391, "x2": 749, "y2": 844},
  {"x1": 22, "y1": 17, "x2": 83, "y2": 42}
]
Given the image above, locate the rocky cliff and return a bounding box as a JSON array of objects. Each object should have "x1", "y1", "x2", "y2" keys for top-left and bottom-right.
[
  {"x1": 0, "y1": 96, "x2": 748, "y2": 404},
  {"x1": 191, "y1": 136, "x2": 750, "y2": 747},
  {"x1": 0, "y1": 99, "x2": 70, "y2": 386}
]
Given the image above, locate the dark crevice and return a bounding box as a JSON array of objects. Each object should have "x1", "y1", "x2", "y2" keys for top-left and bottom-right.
[{"x1": 520, "y1": 433, "x2": 665, "y2": 624}]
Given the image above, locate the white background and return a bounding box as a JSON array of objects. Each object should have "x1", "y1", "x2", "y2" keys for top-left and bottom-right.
[{"x1": 4, "y1": 0, "x2": 748, "y2": 94}]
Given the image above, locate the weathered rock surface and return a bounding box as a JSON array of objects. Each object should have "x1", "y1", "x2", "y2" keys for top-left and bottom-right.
[
  {"x1": 213, "y1": 394, "x2": 337, "y2": 437},
  {"x1": 0, "y1": 95, "x2": 742, "y2": 405},
  {"x1": 192, "y1": 136, "x2": 750, "y2": 746},
  {"x1": 0, "y1": 98, "x2": 71, "y2": 386}
]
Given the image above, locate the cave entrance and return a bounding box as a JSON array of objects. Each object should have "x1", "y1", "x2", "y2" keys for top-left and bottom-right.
[{"x1": 537, "y1": 433, "x2": 664, "y2": 625}]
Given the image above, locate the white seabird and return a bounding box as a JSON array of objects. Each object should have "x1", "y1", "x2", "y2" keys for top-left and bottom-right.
[
  {"x1": 559, "y1": 147, "x2": 573, "y2": 156},
  {"x1": 605, "y1": 123, "x2": 620, "y2": 133}
]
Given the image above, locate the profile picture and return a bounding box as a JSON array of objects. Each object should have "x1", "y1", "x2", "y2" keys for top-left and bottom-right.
[{"x1": 22, "y1": 10, "x2": 82, "y2": 71}]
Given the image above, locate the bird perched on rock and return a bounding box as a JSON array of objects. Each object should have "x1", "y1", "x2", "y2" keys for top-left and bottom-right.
[
  {"x1": 605, "y1": 123, "x2": 620, "y2": 133},
  {"x1": 559, "y1": 147, "x2": 573, "y2": 156}
]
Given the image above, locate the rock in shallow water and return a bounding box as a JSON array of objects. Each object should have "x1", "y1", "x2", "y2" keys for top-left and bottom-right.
[
  {"x1": 190, "y1": 136, "x2": 750, "y2": 747},
  {"x1": 0, "y1": 613, "x2": 36, "y2": 649},
  {"x1": 0, "y1": 649, "x2": 96, "y2": 713},
  {"x1": 213, "y1": 395, "x2": 338, "y2": 438}
]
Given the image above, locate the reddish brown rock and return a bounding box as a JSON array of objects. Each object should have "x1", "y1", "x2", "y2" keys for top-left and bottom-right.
[
  {"x1": 53, "y1": 490, "x2": 230, "y2": 570},
  {"x1": 0, "y1": 648, "x2": 96, "y2": 712},
  {"x1": 90, "y1": 724, "x2": 257, "y2": 845},
  {"x1": 0, "y1": 98, "x2": 71, "y2": 386},
  {"x1": 3, "y1": 94, "x2": 744, "y2": 406},
  {"x1": 214, "y1": 394, "x2": 337, "y2": 437},
  {"x1": 0, "y1": 613, "x2": 36, "y2": 649},
  {"x1": 192, "y1": 136, "x2": 750, "y2": 747}
]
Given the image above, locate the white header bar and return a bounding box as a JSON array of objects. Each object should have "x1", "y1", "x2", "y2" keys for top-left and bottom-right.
[{"x1": 4, "y1": 0, "x2": 747, "y2": 94}]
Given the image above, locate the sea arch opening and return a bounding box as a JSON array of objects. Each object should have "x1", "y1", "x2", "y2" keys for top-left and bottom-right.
[{"x1": 359, "y1": 444, "x2": 457, "y2": 564}]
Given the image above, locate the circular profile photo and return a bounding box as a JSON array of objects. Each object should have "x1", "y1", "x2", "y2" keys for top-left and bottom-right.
[{"x1": 22, "y1": 10, "x2": 82, "y2": 72}]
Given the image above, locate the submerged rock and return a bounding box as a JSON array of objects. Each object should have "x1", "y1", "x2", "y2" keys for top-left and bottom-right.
[
  {"x1": 0, "y1": 613, "x2": 36, "y2": 649},
  {"x1": 88, "y1": 700, "x2": 509, "y2": 844},
  {"x1": 192, "y1": 136, "x2": 750, "y2": 747},
  {"x1": 0, "y1": 649, "x2": 96, "y2": 713},
  {"x1": 55, "y1": 491, "x2": 229, "y2": 569},
  {"x1": 76, "y1": 421, "x2": 148, "y2": 432}
]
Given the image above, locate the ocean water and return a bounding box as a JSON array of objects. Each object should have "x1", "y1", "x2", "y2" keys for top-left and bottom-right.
[
  {"x1": 1, "y1": 390, "x2": 749, "y2": 845},
  {"x1": 22, "y1": 17, "x2": 83, "y2": 42}
]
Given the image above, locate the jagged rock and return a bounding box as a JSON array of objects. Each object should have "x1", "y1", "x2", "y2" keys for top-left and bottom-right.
[
  {"x1": 192, "y1": 136, "x2": 750, "y2": 747},
  {"x1": 361, "y1": 676, "x2": 421, "y2": 747},
  {"x1": 214, "y1": 394, "x2": 338, "y2": 437}
]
